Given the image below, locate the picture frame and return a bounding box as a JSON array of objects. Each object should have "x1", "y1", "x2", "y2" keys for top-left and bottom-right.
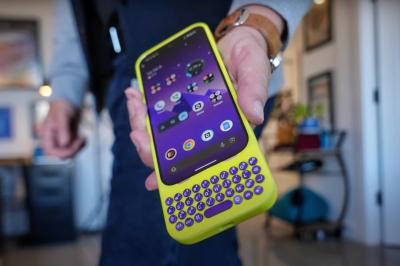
[
  {"x1": 307, "y1": 71, "x2": 335, "y2": 130},
  {"x1": 0, "y1": 18, "x2": 42, "y2": 89},
  {"x1": 304, "y1": 0, "x2": 333, "y2": 51},
  {"x1": 0, "y1": 106, "x2": 13, "y2": 140}
]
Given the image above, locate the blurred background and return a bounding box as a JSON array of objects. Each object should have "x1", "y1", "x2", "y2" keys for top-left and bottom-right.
[{"x1": 0, "y1": 0, "x2": 399, "y2": 265}]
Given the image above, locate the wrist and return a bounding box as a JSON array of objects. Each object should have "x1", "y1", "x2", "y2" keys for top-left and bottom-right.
[{"x1": 239, "y1": 4, "x2": 285, "y2": 36}]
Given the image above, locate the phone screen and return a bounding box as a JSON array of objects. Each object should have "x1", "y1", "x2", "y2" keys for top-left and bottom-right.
[{"x1": 139, "y1": 26, "x2": 248, "y2": 185}]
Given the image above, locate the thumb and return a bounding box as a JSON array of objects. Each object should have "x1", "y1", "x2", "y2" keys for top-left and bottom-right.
[{"x1": 56, "y1": 111, "x2": 72, "y2": 147}]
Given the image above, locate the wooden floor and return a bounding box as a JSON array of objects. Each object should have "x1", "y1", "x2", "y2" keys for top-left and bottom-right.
[{"x1": 1, "y1": 215, "x2": 399, "y2": 266}]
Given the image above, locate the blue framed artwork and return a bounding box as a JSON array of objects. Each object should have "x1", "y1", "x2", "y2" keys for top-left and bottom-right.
[{"x1": 0, "y1": 107, "x2": 12, "y2": 140}]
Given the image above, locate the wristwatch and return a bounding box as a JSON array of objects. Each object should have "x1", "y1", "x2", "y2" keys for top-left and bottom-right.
[{"x1": 215, "y1": 8, "x2": 283, "y2": 72}]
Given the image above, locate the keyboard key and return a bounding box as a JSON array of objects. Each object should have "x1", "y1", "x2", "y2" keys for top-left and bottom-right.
[
  {"x1": 213, "y1": 184, "x2": 222, "y2": 193},
  {"x1": 229, "y1": 166, "x2": 238, "y2": 175},
  {"x1": 176, "y1": 201, "x2": 184, "y2": 210},
  {"x1": 249, "y1": 157, "x2": 258, "y2": 165},
  {"x1": 254, "y1": 186, "x2": 264, "y2": 195},
  {"x1": 194, "y1": 213, "x2": 203, "y2": 223},
  {"x1": 174, "y1": 193, "x2": 182, "y2": 201},
  {"x1": 210, "y1": 175, "x2": 219, "y2": 184},
  {"x1": 232, "y1": 175, "x2": 241, "y2": 184},
  {"x1": 255, "y1": 174, "x2": 265, "y2": 183},
  {"x1": 220, "y1": 171, "x2": 229, "y2": 179},
  {"x1": 188, "y1": 206, "x2": 196, "y2": 215},
  {"x1": 201, "y1": 180, "x2": 210, "y2": 188},
  {"x1": 242, "y1": 170, "x2": 251, "y2": 179},
  {"x1": 245, "y1": 179, "x2": 255, "y2": 188},
  {"x1": 206, "y1": 197, "x2": 215, "y2": 207},
  {"x1": 197, "y1": 202, "x2": 205, "y2": 211},
  {"x1": 185, "y1": 197, "x2": 194, "y2": 206},
  {"x1": 233, "y1": 195, "x2": 243, "y2": 205},
  {"x1": 169, "y1": 215, "x2": 177, "y2": 224},
  {"x1": 165, "y1": 197, "x2": 173, "y2": 206},
  {"x1": 167, "y1": 206, "x2": 175, "y2": 215},
  {"x1": 204, "y1": 188, "x2": 212, "y2": 197},
  {"x1": 185, "y1": 217, "x2": 194, "y2": 227},
  {"x1": 226, "y1": 188, "x2": 234, "y2": 197},
  {"x1": 216, "y1": 193, "x2": 225, "y2": 202},
  {"x1": 252, "y1": 165, "x2": 261, "y2": 174},
  {"x1": 239, "y1": 161, "x2": 248, "y2": 170},
  {"x1": 235, "y1": 184, "x2": 245, "y2": 193},
  {"x1": 176, "y1": 222, "x2": 184, "y2": 231},
  {"x1": 183, "y1": 188, "x2": 191, "y2": 197},
  {"x1": 178, "y1": 210, "x2": 186, "y2": 220},
  {"x1": 194, "y1": 193, "x2": 203, "y2": 202},
  {"x1": 222, "y1": 179, "x2": 232, "y2": 188},
  {"x1": 192, "y1": 184, "x2": 201, "y2": 193},
  {"x1": 244, "y1": 191, "x2": 253, "y2": 200},
  {"x1": 204, "y1": 200, "x2": 233, "y2": 218}
]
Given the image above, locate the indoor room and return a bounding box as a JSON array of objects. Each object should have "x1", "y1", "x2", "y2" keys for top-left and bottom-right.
[{"x1": 0, "y1": 0, "x2": 399, "y2": 265}]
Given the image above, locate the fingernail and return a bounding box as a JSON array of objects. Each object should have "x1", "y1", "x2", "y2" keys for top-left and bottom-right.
[{"x1": 254, "y1": 101, "x2": 264, "y2": 123}]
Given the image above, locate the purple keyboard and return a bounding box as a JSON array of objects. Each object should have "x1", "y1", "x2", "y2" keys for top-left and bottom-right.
[{"x1": 164, "y1": 157, "x2": 266, "y2": 232}]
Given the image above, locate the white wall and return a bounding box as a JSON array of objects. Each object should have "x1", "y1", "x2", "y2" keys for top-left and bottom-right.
[
  {"x1": 0, "y1": 0, "x2": 55, "y2": 157},
  {"x1": 284, "y1": 0, "x2": 382, "y2": 244}
]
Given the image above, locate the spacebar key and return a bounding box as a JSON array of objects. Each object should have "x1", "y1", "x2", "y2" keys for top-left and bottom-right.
[{"x1": 204, "y1": 200, "x2": 233, "y2": 218}]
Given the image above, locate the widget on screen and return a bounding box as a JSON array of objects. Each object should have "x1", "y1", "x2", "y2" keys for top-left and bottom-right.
[
  {"x1": 166, "y1": 73, "x2": 177, "y2": 86},
  {"x1": 183, "y1": 139, "x2": 196, "y2": 151},
  {"x1": 154, "y1": 100, "x2": 166, "y2": 111},
  {"x1": 220, "y1": 120, "x2": 233, "y2": 132},
  {"x1": 192, "y1": 101, "x2": 204, "y2": 112},
  {"x1": 170, "y1": 91, "x2": 182, "y2": 103},
  {"x1": 187, "y1": 82, "x2": 199, "y2": 93},
  {"x1": 186, "y1": 59, "x2": 204, "y2": 77},
  {"x1": 150, "y1": 83, "x2": 161, "y2": 94},
  {"x1": 165, "y1": 148, "x2": 177, "y2": 160},
  {"x1": 209, "y1": 90, "x2": 222, "y2": 104},
  {"x1": 201, "y1": 129, "x2": 214, "y2": 142},
  {"x1": 203, "y1": 73, "x2": 215, "y2": 83}
]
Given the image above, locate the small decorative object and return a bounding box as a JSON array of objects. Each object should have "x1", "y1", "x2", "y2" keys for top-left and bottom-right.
[
  {"x1": 0, "y1": 19, "x2": 42, "y2": 88},
  {"x1": 307, "y1": 71, "x2": 334, "y2": 130},
  {"x1": 304, "y1": 0, "x2": 333, "y2": 51},
  {"x1": 0, "y1": 107, "x2": 13, "y2": 140}
]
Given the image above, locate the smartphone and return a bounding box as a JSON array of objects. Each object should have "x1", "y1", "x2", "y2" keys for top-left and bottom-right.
[{"x1": 135, "y1": 23, "x2": 277, "y2": 244}]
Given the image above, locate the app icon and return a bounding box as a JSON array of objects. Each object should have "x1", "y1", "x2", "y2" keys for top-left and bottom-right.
[
  {"x1": 170, "y1": 91, "x2": 181, "y2": 102},
  {"x1": 220, "y1": 120, "x2": 233, "y2": 132},
  {"x1": 150, "y1": 83, "x2": 161, "y2": 94},
  {"x1": 183, "y1": 139, "x2": 196, "y2": 151},
  {"x1": 170, "y1": 118, "x2": 177, "y2": 125},
  {"x1": 201, "y1": 129, "x2": 214, "y2": 142},
  {"x1": 203, "y1": 73, "x2": 215, "y2": 83},
  {"x1": 192, "y1": 101, "x2": 204, "y2": 112},
  {"x1": 166, "y1": 73, "x2": 177, "y2": 86},
  {"x1": 165, "y1": 148, "x2": 177, "y2": 160},
  {"x1": 210, "y1": 90, "x2": 223, "y2": 104},
  {"x1": 187, "y1": 82, "x2": 199, "y2": 93},
  {"x1": 159, "y1": 124, "x2": 166, "y2": 132},
  {"x1": 154, "y1": 100, "x2": 165, "y2": 111},
  {"x1": 170, "y1": 166, "x2": 177, "y2": 173},
  {"x1": 186, "y1": 59, "x2": 204, "y2": 77},
  {"x1": 178, "y1": 111, "x2": 189, "y2": 121}
]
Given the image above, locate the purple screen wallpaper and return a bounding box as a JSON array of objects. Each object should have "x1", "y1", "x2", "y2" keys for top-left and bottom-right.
[{"x1": 140, "y1": 27, "x2": 248, "y2": 185}]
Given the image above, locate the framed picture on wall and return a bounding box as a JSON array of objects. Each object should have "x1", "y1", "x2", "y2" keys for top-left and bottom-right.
[
  {"x1": 0, "y1": 107, "x2": 13, "y2": 140},
  {"x1": 304, "y1": 0, "x2": 333, "y2": 51},
  {"x1": 0, "y1": 19, "x2": 42, "y2": 89},
  {"x1": 308, "y1": 71, "x2": 335, "y2": 130}
]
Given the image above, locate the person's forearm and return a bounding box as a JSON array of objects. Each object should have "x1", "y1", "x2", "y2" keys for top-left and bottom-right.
[
  {"x1": 230, "y1": 0, "x2": 314, "y2": 45},
  {"x1": 48, "y1": 0, "x2": 89, "y2": 108}
]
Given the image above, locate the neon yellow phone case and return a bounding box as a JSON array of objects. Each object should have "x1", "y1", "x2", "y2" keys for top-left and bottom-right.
[{"x1": 135, "y1": 23, "x2": 277, "y2": 244}]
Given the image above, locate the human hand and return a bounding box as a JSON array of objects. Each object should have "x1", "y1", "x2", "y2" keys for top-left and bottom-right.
[
  {"x1": 40, "y1": 100, "x2": 85, "y2": 159},
  {"x1": 127, "y1": 11, "x2": 282, "y2": 191}
]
